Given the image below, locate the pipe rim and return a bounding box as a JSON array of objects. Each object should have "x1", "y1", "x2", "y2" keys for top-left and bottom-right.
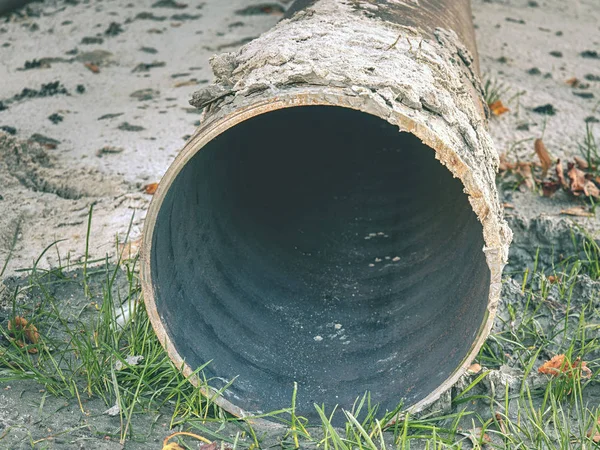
[{"x1": 141, "y1": 91, "x2": 503, "y2": 428}]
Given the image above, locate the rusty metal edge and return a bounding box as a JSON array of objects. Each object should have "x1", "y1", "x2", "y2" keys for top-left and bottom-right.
[{"x1": 141, "y1": 90, "x2": 505, "y2": 430}]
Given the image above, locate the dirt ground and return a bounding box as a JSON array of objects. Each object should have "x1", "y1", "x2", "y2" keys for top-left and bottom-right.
[{"x1": 0, "y1": 0, "x2": 599, "y2": 448}]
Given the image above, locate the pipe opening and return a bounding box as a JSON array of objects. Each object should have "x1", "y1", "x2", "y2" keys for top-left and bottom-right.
[{"x1": 151, "y1": 106, "x2": 490, "y2": 421}]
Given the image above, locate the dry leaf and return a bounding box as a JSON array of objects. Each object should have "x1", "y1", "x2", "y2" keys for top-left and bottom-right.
[
  {"x1": 118, "y1": 238, "x2": 142, "y2": 260},
  {"x1": 84, "y1": 62, "x2": 100, "y2": 73},
  {"x1": 576, "y1": 358, "x2": 592, "y2": 378},
  {"x1": 565, "y1": 77, "x2": 580, "y2": 87},
  {"x1": 556, "y1": 159, "x2": 568, "y2": 188},
  {"x1": 587, "y1": 417, "x2": 600, "y2": 443},
  {"x1": 468, "y1": 363, "x2": 482, "y2": 374},
  {"x1": 115, "y1": 355, "x2": 144, "y2": 371},
  {"x1": 143, "y1": 182, "x2": 159, "y2": 195},
  {"x1": 561, "y1": 206, "x2": 594, "y2": 217},
  {"x1": 568, "y1": 164, "x2": 588, "y2": 193},
  {"x1": 516, "y1": 162, "x2": 535, "y2": 190},
  {"x1": 489, "y1": 100, "x2": 509, "y2": 116},
  {"x1": 498, "y1": 154, "x2": 515, "y2": 172},
  {"x1": 539, "y1": 354, "x2": 568, "y2": 376},
  {"x1": 503, "y1": 202, "x2": 515, "y2": 209},
  {"x1": 8, "y1": 316, "x2": 39, "y2": 354},
  {"x1": 534, "y1": 138, "x2": 552, "y2": 177},
  {"x1": 574, "y1": 155, "x2": 589, "y2": 170},
  {"x1": 584, "y1": 180, "x2": 600, "y2": 198},
  {"x1": 547, "y1": 275, "x2": 560, "y2": 284},
  {"x1": 541, "y1": 181, "x2": 560, "y2": 197},
  {"x1": 8, "y1": 316, "x2": 39, "y2": 344},
  {"x1": 538, "y1": 354, "x2": 592, "y2": 378},
  {"x1": 495, "y1": 412, "x2": 508, "y2": 435},
  {"x1": 568, "y1": 163, "x2": 600, "y2": 198}
]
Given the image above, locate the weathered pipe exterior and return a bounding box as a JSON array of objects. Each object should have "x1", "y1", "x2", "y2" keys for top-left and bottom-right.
[{"x1": 142, "y1": 0, "x2": 512, "y2": 426}]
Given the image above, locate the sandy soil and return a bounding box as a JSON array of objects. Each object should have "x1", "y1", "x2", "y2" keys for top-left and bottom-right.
[
  {"x1": 0, "y1": 0, "x2": 598, "y2": 274},
  {"x1": 0, "y1": 0, "x2": 286, "y2": 274},
  {"x1": 0, "y1": 0, "x2": 598, "y2": 276}
]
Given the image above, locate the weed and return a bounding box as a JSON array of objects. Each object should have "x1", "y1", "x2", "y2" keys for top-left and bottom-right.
[
  {"x1": 1, "y1": 210, "x2": 600, "y2": 448},
  {"x1": 483, "y1": 76, "x2": 510, "y2": 107},
  {"x1": 580, "y1": 122, "x2": 599, "y2": 175}
]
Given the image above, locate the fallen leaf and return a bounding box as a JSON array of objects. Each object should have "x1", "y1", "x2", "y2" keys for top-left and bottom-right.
[
  {"x1": 585, "y1": 181, "x2": 600, "y2": 198},
  {"x1": 503, "y1": 202, "x2": 515, "y2": 209},
  {"x1": 587, "y1": 417, "x2": 600, "y2": 443},
  {"x1": 8, "y1": 316, "x2": 40, "y2": 353},
  {"x1": 84, "y1": 62, "x2": 100, "y2": 73},
  {"x1": 498, "y1": 154, "x2": 516, "y2": 172},
  {"x1": 541, "y1": 181, "x2": 560, "y2": 197},
  {"x1": 561, "y1": 206, "x2": 594, "y2": 217},
  {"x1": 468, "y1": 363, "x2": 482, "y2": 374},
  {"x1": 577, "y1": 358, "x2": 592, "y2": 379},
  {"x1": 534, "y1": 138, "x2": 552, "y2": 177},
  {"x1": 143, "y1": 182, "x2": 159, "y2": 194},
  {"x1": 547, "y1": 275, "x2": 560, "y2": 284},
  {"x1": 539, "y1": 355, "x2": 568, "y2": 376},
  {"x1": 118, "y1": 238, "x2": 142, "y2": 260},
  {"x1": 515, "y1": 162, "x2": 535, "y2": 190},
  {"x1": 489, "y1": 100, "x2": 509, "y2": 116},
  {"x1": 568, "y1": 164, "x2": 588, "y2": 193},
  {"x1": 495, "y1": 412, "x2": 508, "y2": 435},
  {"x1": 565, "y1": 77, "x2": 580, "y2": 87},
  {"x1": 538, "y1": 354, "x2": 592, "y2": 378},
  {"x1": 568, "y1": 163, "x2": 600, "y2": 198},
  {"x1": 556, "y1": 159, "x2": 568, "y2": 188},
  {"x1": 574, "y1": 155, "x2": 589, "y2": 170}
]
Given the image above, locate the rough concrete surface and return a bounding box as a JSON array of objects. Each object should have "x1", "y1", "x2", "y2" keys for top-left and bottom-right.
[{"x1": 0, "y1": 0, "x2": 599, "y2": 448}]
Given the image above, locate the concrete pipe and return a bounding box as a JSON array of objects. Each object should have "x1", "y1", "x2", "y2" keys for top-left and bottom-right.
[{"x1": 141, "y1": 0, "x2": 512, "y2": 425}]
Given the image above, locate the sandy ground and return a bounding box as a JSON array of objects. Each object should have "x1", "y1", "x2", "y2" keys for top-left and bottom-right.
[
  {"x1": 0, "y1": 0, "x2": 598, "y2": 276},
  {"x1": 0, "y1": 0, "x2": 287, "y2": 274},
  {"x1": 0, "y1": 0, "x2": 598, "y2": 274}
]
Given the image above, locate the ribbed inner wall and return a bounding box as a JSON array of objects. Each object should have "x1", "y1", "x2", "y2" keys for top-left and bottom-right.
[{"x1": 151, "y1": 106, "x2": 490, "y2": 422}]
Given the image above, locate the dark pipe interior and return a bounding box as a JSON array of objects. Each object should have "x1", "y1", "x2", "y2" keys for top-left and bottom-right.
[{"x1": 151, "y1": 106, "x2": 490, "y2": 422}]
